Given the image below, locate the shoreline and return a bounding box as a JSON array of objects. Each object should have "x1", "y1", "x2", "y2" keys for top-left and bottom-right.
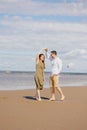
[
  {"x1": 0, "y1": 85, "x2": 87, "y2": 91},
  {"x1": 0, "y1": 72, "x2": 87, "y2": 90},
  {"x1": 0, "y1": 70, "x2": 87, "y2": 75}
]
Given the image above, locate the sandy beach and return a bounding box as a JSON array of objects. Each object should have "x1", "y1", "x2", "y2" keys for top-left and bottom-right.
[{"x1": 0, "y1": 87, "x2": 87, "y2": 130}]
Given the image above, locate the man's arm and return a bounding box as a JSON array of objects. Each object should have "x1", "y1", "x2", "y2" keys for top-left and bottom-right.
[{"x1": 58, "y1": 58, "x2": 63, "y2": 73}]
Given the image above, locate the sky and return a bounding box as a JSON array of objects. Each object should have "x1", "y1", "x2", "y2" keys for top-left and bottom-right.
[{"x1": 0, "y1": 0, "x2": 87, "y2": 73}]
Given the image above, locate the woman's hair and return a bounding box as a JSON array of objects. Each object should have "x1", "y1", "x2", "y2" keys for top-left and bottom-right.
[{"x1": 39, "y1": 54, "x2": 45, "y2": 63}]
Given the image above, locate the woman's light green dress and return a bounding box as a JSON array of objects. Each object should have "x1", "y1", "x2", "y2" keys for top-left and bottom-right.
[{"x1": 34, "y1": 61, "x2": 45, "y2": 90}]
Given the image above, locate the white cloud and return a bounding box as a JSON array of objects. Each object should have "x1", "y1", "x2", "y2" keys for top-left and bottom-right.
[
  {"x1": 0, "y1": 17, "x2": 87, "y2": 72},
  {"x1": 0, "y1": 17, "x2": 87, "y2": 49},
  {"x1": 0, "y1": 0, "x2": 87, "y2": 72},
  {"x1": 0, "y1": 16, "x2": 87, "y2": 51},
  {"x1": 65, "y1": 49, "x2": 87, "y2": 57},
  {"x1": 1, "y1": 15, "x2": 87, "y2": 33},
  {"x1": 0, "y1": 0, "x2": 87, "y2": 16},
  {"x1": 67, "y1": 62, "x2": 75, "y2": 68}
]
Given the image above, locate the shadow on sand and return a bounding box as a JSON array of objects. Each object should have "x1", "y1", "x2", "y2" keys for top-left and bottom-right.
[{"x1": 23, "y1": 96, "x2": 49, "y2": 101}]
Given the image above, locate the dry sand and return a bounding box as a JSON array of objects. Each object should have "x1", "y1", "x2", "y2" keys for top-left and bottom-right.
[{"x1": 0, "y1": 87, "x2": 87, "y2": 130}]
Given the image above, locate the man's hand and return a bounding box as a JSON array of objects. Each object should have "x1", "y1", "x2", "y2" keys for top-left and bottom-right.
[{"x1": 45, "y1": 48, "x2": 48, "y2": 52}]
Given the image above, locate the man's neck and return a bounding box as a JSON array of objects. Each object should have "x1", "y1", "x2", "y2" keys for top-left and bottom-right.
[{"x1": 53, "y1": 56, "x2": 57, "y2": 59}]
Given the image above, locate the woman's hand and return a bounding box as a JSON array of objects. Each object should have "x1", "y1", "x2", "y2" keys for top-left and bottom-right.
[{"x1": 44, "y1": 48, "x2": 48, "y2": 52}]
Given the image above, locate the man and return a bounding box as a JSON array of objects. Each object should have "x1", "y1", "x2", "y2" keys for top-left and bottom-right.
[{"x1": 45, "y1": 48, "x2": 65, "y2": 101}]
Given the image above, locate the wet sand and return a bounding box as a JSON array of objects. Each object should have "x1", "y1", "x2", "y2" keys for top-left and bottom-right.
[{"x1": 0, "y1": 87, "x2": 87, "y2": 130}]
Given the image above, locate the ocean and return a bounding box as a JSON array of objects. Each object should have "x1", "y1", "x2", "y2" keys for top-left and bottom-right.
[{"x1": 0, "y1": 71, "x2": 87, "y2": 90}]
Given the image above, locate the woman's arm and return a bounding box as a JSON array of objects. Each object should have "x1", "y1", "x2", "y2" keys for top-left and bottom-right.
[{"x1": 36, "y1": 48, "x2": 44, "y2": 64}]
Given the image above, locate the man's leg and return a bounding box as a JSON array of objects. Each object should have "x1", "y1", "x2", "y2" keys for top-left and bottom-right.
[
  {"x1": 50, "y1": 86, "x2": 55, "y2": 100},
  {"x1": 54, "y1": 76, "x2": 65, "y2": 101},
  {"x1": 56, "y1": 87, "x2": 65, "y2": 100},
  {"x1": 49, "y1": 76, "x2": 55, "y2": 101}
]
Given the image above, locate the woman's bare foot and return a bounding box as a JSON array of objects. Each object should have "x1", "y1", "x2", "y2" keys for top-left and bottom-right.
[{"x1": 44, "y1": 48, "x2": 48, "y2": 52}]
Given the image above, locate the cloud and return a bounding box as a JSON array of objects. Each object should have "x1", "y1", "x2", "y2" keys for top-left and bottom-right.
[
  {"x1": 0, "y1": 16, "x2": 87, "y2": 72},
  {"x1": 0, "y1": 0, "x2": 87, "y2": 16},
  {"x1": 0, "y1": 16, "x2": 87, "y2": 52},
  {"x1": 63, "y1": 49, "x2": 87, "y2": 65},
  {"x1": 0, "y1": 0, "x2": 87, "y2": 72},
  {"x1": 67, "y1": 62, "x2": 75, "y2": 68},
  {"x1": 65, "y1": 49, "x2": 87, "y2": 56},
  {"x1": 1, "y1": 15, "x2": 87, "y2": 33}
]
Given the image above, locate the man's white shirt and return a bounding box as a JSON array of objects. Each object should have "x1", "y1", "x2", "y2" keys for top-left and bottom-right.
[{"x1": 46, "y1": 52, "x2": 62, "y2": 76}]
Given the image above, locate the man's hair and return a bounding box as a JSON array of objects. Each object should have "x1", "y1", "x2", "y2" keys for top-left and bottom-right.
[{"x1": 51, "y1": 50, "x2": 57, "y2": 55}]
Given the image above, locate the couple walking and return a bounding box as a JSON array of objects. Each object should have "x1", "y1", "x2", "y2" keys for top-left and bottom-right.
[{"x1": 34, "y1": 48, "x2": 65, "y2": 101}]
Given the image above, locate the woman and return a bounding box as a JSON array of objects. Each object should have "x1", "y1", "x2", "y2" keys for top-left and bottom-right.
[{"x1": 34, "y1": 49, "x2": 45, "y2": 101}]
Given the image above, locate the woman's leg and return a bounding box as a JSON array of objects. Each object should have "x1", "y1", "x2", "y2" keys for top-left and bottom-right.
[
  {"x1": 35, "y1": 88, "x2": 38, "y2": 98},
  {"x1": 34, "y1": 77, "x2": 41, "y2": 101},
  {"x1": 36, "y1": 89, "x2": 41, "y2": 101}
]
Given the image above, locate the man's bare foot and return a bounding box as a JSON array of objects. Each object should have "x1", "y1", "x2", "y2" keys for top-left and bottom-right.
[
  {"x1": 49, "y1": 97, "x2": 55, "y2": 101},
  {"x1": 60, "y1": 95, "x2": 65, "y2": 101},
  {"x1": 36, "y1": 98, "x2": 41, "y2": 101}
]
